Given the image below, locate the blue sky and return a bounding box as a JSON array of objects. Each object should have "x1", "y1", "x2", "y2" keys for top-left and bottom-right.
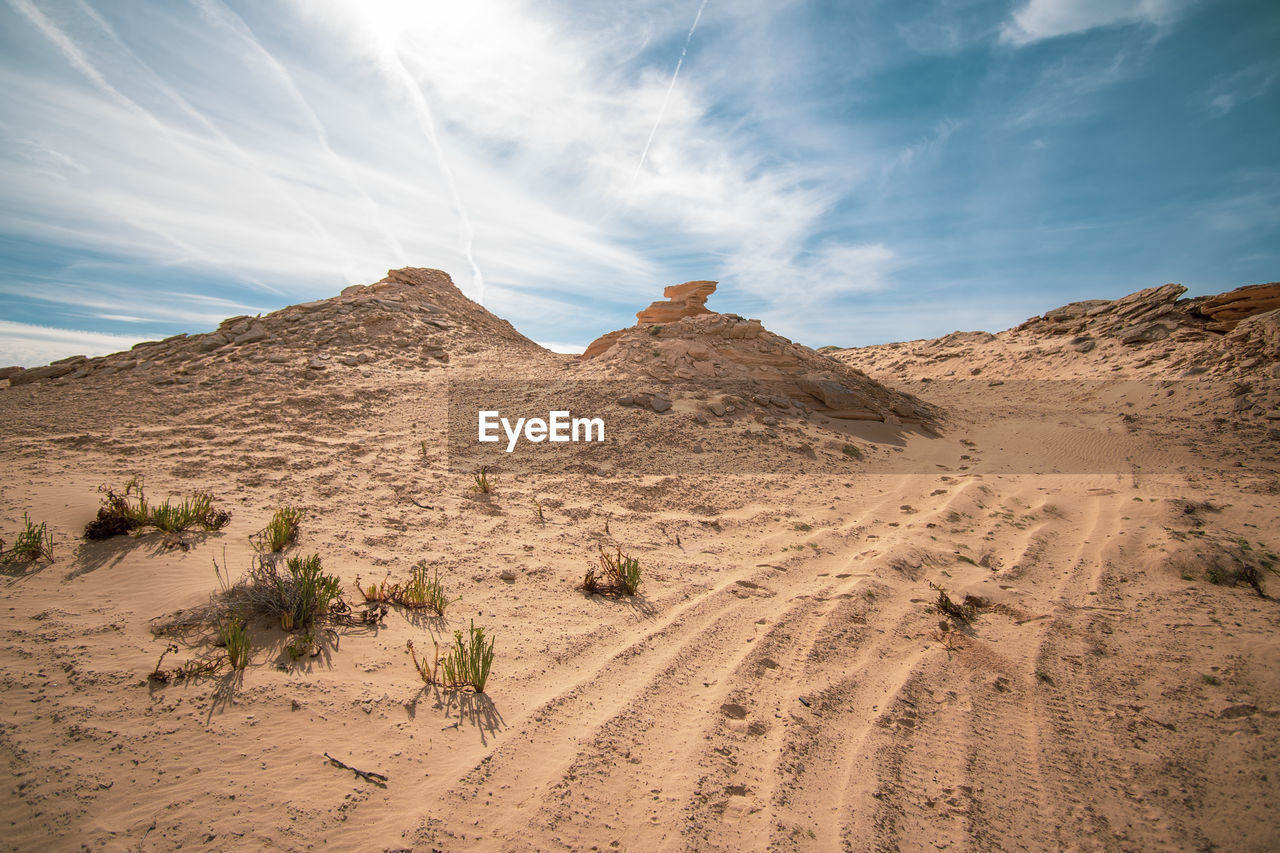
[{"x1": 1, "y1": 0, "x2": 1277, "y2": 365}]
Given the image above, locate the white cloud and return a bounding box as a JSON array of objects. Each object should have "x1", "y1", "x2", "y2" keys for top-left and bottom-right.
[
  {"x1": 0, "y1": 320, "x2": 142, "y2": 367},
  {"x1": 1001, "y1": 0, "x2": 1196, "y2": 45},
  {"x1": 1204, "y1": 61, "x2": 1278, "y2": 117}
]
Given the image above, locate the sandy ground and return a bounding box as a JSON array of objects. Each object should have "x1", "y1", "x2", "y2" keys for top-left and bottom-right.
[{"x1": 2, "y1": 278, "x2": 1279, "y2": 852}]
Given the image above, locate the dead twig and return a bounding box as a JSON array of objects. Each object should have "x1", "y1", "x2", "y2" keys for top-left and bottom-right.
[{"x1": 324, "y1": 752, "x2": 388, "y2": 787}]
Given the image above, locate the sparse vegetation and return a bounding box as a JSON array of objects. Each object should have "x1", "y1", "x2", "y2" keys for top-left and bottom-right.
[
  {"x1": 148, "y1": 643, "x2": 225, "y2": 683},
  {"x1": 1202, "y1": 673, "x2": 1221, "y2": 686},
  {"x1": 358, "y1": 562, "x2": 454, "y2": 615},
  {"x1": 407, "y1": 620, "x2": 495, "y2": 693},
  {"x1": 252, "y1": 506, "x2": 303, "y2": 553},
  {"x1": 219, "y1": 616, "x2": 250, "y2": 670},
  {"x1": 1035, "y1": 670, "x2": 1053, "y2": 684},
  {"x1": 84, "y1": 477, "x2": 229, "y2": 540},
  {"x1": 472, "y1": 466, "x2": 495, "y2": 494},
  {"x1": 1200, "y1": 536, "x2": 1277, "y2": 597},
  {"x1": 793, "y1": 522, "x2": 812, "y2": 532},
  {"x1": 219, "y1": 552, "x2": 344, "y2": 631},
  {"x1": 150, "y1": 491, "x2": 231, "y2": 534},
  {"x1": 929, "y1": 581, "x2": 977, "y2": 622},
  {"x1": 841, "y1": 443, "x2": 862, "y2": 460},
  {"x1": 532, "y1": 497, "x2": 545, "y2": 523},
  {"x1": 1, "y1": 513, "x2": 54, "y2": 563},
  {"x1": 584, "y1": 545, "x2": 642, "y2": 596}
]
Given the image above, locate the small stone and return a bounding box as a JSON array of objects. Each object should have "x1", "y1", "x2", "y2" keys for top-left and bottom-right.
[
  {"x1": 616, "y1": 395, "x2": 634, "y2": 407},
  {"x1": 650, "y1": 394, "x2": 672, "y2": 413},
  {"x1": 308, "y1": 358, "x2": 326, "y2": 370},
  {"x1": 499, "y1": 569, "x2": 517, "y2": 582},
  {"x1": 709, "y1": 402, "x2": 726, "y2": 417}
]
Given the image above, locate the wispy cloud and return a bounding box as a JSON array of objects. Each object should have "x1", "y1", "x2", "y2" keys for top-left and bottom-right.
[
  {"x1": 1203, "y1": 61, "x2": 1279, "y2": 117},
  {"x1": 1001, "y1": 0, "x2": 1198, "y2": 45},
  {"x1": 0, "y1": 320, "x2": 142, "y2": 367},
  {"x1": 1, "y1": 0, "x2": 1275, "y2": 365}
]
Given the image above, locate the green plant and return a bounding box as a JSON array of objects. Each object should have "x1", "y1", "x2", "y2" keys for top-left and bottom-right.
[
  {"x1": 956, "y1": 554, "x2": 977, "y2": 566},
  {"x1": 1035, "y1": 670, "x2": 1053, "y2": 684},
  {"x1": 472, "y1": 466, "x2": 494, "y2": 494},
  {"x1": 929, "y1": 581, "x2": 976, "y2": 622},
  {"x1": 358, "y1": 563, "x2": 454, "y2": 615},
  {"x1": 841, "y1": 443, "x2": 862, "y2": 460},
  {"x1": 219, "y1": 616, "x2": 250, "y2": 670},
  {"x1": 84, "y1": 478, "x2": 229, "y2": 539},
  {"x1": 150, "y1": 491, "x2": 231, "y2": 534},
  {"x1": 1201, "y1": 673, "x2": 1221, "y2": 686},
  {"x1": 284, "y1": 554, "x2": 342, "y2": 629},
  {"x1": 1, "y1": 513, "x2": 54, "y2": 563},
  {"x1": 252, "y1": 506, "x2": 303, "y2": 553},
  {"x1": 222, "y1": 552, "x2": 343, "y2": 631},
  {"x1": 401, "y1": 562, "x2": 454, "y2": 615},
  {"x1": 793, "y1": 522, "x2": 812, "y2": 532},
  {"x1": 532, "y1": 497, "x2": 545, "y2": 523},
  {"x1": 586, "y1": 545, "x2": 642, "y2": 596},
  {"x1": 441, "y1": 620, "x2": 495, "y2": 693}
]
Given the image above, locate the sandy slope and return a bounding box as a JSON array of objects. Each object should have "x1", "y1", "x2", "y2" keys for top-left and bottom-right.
[{"x1": 1, "y1": 273, "x2": 1279, "y2": 852}]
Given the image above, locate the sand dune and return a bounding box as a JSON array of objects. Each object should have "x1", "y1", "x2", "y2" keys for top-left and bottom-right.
[{"x1": 2, "y1": 271, "x2": 1278, "y2": 851}]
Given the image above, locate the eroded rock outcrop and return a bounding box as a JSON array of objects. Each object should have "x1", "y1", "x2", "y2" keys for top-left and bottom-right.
[
  {"x1": 578, "y1": 280, "x2": 937, "y2": 427},
  {"x1": 636, "y1": 281, "x2": 717, "y2": 325},
  {"x1": 1197, "y1": 283, "x2": 1280, "y2": 332}
]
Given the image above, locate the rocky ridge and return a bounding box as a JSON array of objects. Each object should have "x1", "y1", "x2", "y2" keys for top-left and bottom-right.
[
  {"x1": 4, "y1": 268, "x2": 549, "y2": 388},
  {"x1": 839, "y1": 281, "x2": 1280, "y2": 382}
]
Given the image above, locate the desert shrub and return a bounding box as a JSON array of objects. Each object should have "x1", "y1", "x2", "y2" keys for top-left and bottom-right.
[
  {"x1": 1199, "y1": 538, "x2": 1277, "y2": 598},
  {"x1": 585, "y1": 545, "x2": 642, "y2": 596},
  {"x1": 929, "y1": 581, "x2": 976, "y2": 622},
  {"x1": 842, "y1": 443, "x2": 862, "y2": 460},
  {"x1": 408, "y1": 621, "x2": 494, "y2": 693},
  {"x1": 85, "y1": 478, "x2": 229, "y2": 539},
  {"x1": 401, "y1": 562, "x2": 453, "y2": 615},
  {"x1": 151, "y1": 492, "x2": 230, "y2": 534},
  {"x1": 359, "y1": 563, "x2": 454, "y2": 615},
  {"x1": 252, "y1": 506, "x2": 303, "y2": 553},
  {"x1": 1, "y1": 513, "x2": 54, "y2": 563},
  {"x1": 219, "y1": 616, "x2": 250, "y2": 670},
  {"x1": 472, "y1": 466, "x2": 494, "y2": 494},
  {"x1": 222, "y1": 553, "x2": 343, "y2": 631},
  {"x1": 84, "y1": 479, "x2": 148, "y2": 539}
]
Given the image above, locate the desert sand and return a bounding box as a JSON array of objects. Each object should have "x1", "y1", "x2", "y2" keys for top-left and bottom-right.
[{"x1": 1, "y1": 269, "x2": 1278, "y2": 851}]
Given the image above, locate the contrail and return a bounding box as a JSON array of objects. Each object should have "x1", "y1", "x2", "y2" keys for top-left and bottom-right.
[
  {"x1": 10, "y1": 0, "x2": 358, "y2": 284},
  {"x1": 632, "y1": 0, "x2": 709, "y2": 184},
  {"x1": 192, "y1": 0, "x2": 410, "y2": 267},
  {"x1": 383, "y1": 52, "x2": 486, "y2": 304}
]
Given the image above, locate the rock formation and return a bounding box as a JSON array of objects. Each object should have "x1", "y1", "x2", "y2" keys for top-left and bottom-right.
[
  {"x1": 1196, "y1": 282, "x2": 1280, "y2": 332},
  {"x1": 577, "y1": 280, "x2": 937, "y2": 427},
  {"x1": 636, "y1": 281, "x2": 717, "y2": 324},
  {"x1": 2, "y1": 267, "x2": 549, "y2": 388}
]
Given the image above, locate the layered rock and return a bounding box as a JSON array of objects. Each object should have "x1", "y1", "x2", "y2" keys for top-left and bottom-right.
[
  {"x1": 3, "y1": 267, "x2": 549, "y2": 387},
  {"x1": 636, "y1": 281, "x2": 717, "y2": 324},
  {"x1": 1196, "y1": 282, "x2": 1280, "y2": 332},
  {"x1": 579, "y1": 284, "x2": 937, "y2": 427}
]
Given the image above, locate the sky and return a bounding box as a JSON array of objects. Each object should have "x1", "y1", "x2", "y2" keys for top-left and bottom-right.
[{"x1": 1, "y1": 0, "x2": 1277, "y2": 365}]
